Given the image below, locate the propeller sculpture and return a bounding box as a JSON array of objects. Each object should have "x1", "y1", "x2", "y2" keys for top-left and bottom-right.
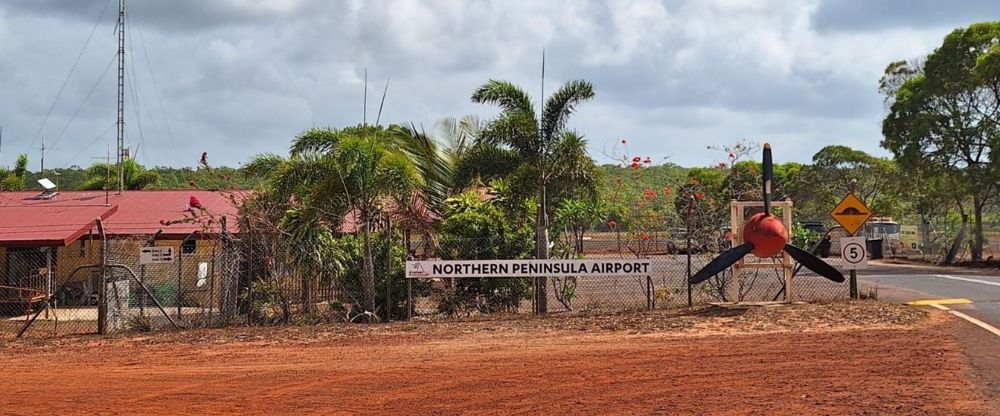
[{"x1": 689, "y1": 144, "x2": 846, "y2": 285}]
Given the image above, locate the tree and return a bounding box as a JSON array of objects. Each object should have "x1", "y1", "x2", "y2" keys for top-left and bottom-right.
[
  {"x1": 882, "y1": 22, "x2": 1000, "y2": 261},
  {"x1": 245, "y1": 126, "x2": 422, "y2": 314},
  {"x1": 811, "y1": 145, "x2": 902, "y2": 217},
  {"x1": 81, "y1": 157, "x2": 159, "y2": 190},
  {"x1": 390, "y1": 115, "x2": 480, "y2": 217},
  {"x1": 0, "y1": 154, "x2": 29, "y2": 191},
  {"x1": 470, "y1": 79, "x2": 596, "y2": 312}
]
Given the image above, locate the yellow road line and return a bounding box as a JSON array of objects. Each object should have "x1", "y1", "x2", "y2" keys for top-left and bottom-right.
[
  {"x1": 927, "y1": 303, "x2": 1000, "y2": 338},
  {"x1": 905, "y1": 298, "x2": 973, "y2": 306}
]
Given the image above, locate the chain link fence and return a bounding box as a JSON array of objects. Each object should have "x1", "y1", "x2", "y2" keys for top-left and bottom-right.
[
  {"x1": 3, "y1": 223, "x2": 851, "y2": 339},
  {"x1": 407, "y1": 235, "x2": 849, "y2": 320},
  {"x1": 0, "y1": 243, "x2": 100, "y2": 339},
  {"x1": 1, "y1": 225, "x2": 244, "y2": 340}
]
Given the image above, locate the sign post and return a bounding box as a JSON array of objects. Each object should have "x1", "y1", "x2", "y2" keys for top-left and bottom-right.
[{"x1": 830, "y1": 181, "x2": 873, "y2": 299}]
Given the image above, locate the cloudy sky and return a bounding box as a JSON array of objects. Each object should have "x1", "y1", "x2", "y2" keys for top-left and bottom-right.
[{"x1": 0, "y1": 0, "x2": 997, "y2": 171}]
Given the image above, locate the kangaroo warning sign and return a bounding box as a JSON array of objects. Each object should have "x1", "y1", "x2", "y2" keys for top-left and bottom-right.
[
  {"x1": 830, "y1": 193, "x2": 873, "y2": 236},
  {"x1": 405, "y1": 259, "x2": 652, "y2": 278}
]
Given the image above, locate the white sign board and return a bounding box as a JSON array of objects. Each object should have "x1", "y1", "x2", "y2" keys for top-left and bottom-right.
[
  {"x1": 405, "y1": 259, "x2": 652, "y2": 278},
  {"x1": 840, "y1": 237, "x2": 867, "y2": 270},
  {"x1": 139, "y1": 247, "x2": 175, "y2": 264}
]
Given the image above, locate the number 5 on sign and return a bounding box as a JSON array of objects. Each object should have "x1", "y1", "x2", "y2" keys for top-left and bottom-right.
[{"x1": 840, "y1": 237, "x2": 867, "y2": 270}]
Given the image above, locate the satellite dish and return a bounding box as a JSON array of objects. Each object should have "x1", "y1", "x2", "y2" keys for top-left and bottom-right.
[{"x1": 37, "y1": 178, "x2": 56, "y2": 191}]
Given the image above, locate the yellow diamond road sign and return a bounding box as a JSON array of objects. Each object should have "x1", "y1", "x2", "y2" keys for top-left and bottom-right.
[{"x1": 831, "y1": 193, "x2": 872, "y2": 236}]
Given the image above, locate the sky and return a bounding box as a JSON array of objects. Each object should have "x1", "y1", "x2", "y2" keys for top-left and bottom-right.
[{"x1": 0, "y1": 0, "x2": 997, "y2": 171}]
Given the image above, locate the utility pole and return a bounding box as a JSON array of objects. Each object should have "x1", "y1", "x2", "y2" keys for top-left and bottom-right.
[
  {"x1": 116, "y1": 0, "x2": 126, "y2": 194},
  {"x1": 37, "y1": 136, "x2": 58, "y2": 179},
  {"x1": 40, "y1": 136, "x2": 44, "y2": 176}
]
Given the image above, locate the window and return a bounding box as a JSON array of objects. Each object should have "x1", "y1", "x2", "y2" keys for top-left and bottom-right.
[{"x1": 181, "y1": 239, "x2": 197, "y2": 254}]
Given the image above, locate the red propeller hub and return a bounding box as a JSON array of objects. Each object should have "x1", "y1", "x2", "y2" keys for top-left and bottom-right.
[{"x1": 742, "y1": 213, "x2": 787, "y2": 257}]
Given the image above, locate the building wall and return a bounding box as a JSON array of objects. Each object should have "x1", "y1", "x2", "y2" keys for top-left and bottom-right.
[{"x1": 1, "y1": 236, "x2": 225, "y2": 308}]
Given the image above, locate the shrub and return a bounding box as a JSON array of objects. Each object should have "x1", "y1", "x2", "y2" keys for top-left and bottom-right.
[{"x1": 435, "y1": 189, "x2": 534, "y2": 314}]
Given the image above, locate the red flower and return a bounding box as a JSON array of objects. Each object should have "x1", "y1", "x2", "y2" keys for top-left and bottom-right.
[
  {"x1": 643, "y1": 157, "x2": 652, "y2": 164},
  {"x1": 632, "y1": 156, "x2": 641, "y2": 163},
  {"x1": 718, "y1": 162, "x2": 728, "y2": 169},
  {"x1": 662, "y1": 186, "x2": 673, "y2": 196},
  {"x1": 640, "y1": 233, "x2": 650, "y2": 241},
  {"x1": 608, "y1": 219, "x2": 618, "y2": 228},
  {"x1": 629, "y1": 162, "x2": 641, "y2": 169},
  {"x1": 643, "y1": 188, "x2": 656, "y2": 201},
  {"x1": 728, "y1": 152, "x2": 735, "y2": 160},
  {"x1": 694, "y1": 192, "x2": 705, "y2": 200}
]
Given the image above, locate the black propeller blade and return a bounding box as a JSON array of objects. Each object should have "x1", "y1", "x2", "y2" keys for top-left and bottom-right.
[
  {"x1": 762, "y1": 143, "x2": 773, "y2": 216},
  {"x1": 689, "y1": 243, "x2": 754, "y2": 284},
  {"x1": 784, "y1": 243, "x2": 845, "y2": 283}
]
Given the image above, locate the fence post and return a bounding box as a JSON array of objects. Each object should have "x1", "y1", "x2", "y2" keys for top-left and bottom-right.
[
  {"x1": 407, "y1": 277, "x2": 413, "y2": 320},
  {"x1": 96, "y1": 218, "x2": 108, "y2": 335},
  {"x1": 686, "y1": 199, "x2": 694, "y2": 307},
  {"x1": 646, "y1": 275, "x2": 653, "y2": 310}
]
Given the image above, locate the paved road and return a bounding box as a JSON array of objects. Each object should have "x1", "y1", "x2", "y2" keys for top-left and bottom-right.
[
  {"x1": 860, "y1": 262, "x2": 1000, "y2": 328},
  {"x1": 858, "y1": 261, "x2": 1000, "y2": 407}
]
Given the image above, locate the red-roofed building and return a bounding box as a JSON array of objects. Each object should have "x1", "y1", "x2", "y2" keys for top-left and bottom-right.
[{"x1": 0, "y1": 190, "x2": 244, "y2": 313}]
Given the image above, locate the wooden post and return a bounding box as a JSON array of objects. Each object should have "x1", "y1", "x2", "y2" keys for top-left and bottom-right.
[
  {"x1": 729, "y1": 200, "x2": 741, "y2": 303},
  {"x1": 782, "y1": 199, "x2": 794, "y2": 302},
  {"x1": 731, "y1": 200, "x2": 796, "y2": 303}
]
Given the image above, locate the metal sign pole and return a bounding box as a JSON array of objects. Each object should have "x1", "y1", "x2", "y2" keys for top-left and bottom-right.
[{"x1": 848, "y1": 180, "x2": 859, "y2": 300}]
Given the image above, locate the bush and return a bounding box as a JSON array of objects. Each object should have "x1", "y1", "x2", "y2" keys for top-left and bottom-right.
[
  {"x1": 335, "y1": 233, "x2": 427, "y2": 321},
  {"x1": 435, "y1": 190, "x2": 534, "y2": 314}
]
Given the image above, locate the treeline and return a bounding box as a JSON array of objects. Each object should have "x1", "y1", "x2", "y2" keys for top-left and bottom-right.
[{"x1": 3, "y1": 165, "x2": 256, "y2": 191}]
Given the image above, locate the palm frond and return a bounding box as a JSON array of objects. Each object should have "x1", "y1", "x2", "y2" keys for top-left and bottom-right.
[
  {"x1": 471, "y1": 80, "x2": 536, "y2": 115},
  {"x1": 478, "y1": 110, "x2": 539, "y2": 156},
  {"x1": 454, "y1": 144, "x2": 522, "y2": 189},
  {"x1": 242, "y1": 153, "x2": 286, "y2": 179},
  {"x1": 540, "y1": 80, "x2": 595, "y2": 144},
  {"x1": 290, "y1": 127, "x2": 344, "y2": 155},
  {"x1": 548, "y1": 131, "x2": 594, "y2": 180},
  {"x1": 390, "y1": 123, "x2": 453, "y2": 213}
]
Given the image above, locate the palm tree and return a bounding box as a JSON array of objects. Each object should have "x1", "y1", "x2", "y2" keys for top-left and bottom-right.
[
  {"x1": 470, "y1": 79, "x2": 596, "y2": 312},
  {"x1": 391, "y1": 115, "x2": 480, "y2": 216},
  {"x1": 81, "y1": 157, "x2": 159, "y2": 190},
  {"x1": 245, "y1": 126, "x2": 422, "y2": 314}
]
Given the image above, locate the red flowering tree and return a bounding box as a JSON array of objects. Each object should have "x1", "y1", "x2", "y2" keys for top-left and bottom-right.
[{"x1": 602, "y1": 139, "x2": 683, "y2": 257}]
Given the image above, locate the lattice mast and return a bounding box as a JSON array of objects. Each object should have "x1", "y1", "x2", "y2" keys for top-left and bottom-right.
[{"x1": 116, "y1": 0, "x2": 126, "y2": 194}]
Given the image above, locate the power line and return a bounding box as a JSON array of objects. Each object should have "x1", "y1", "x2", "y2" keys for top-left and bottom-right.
[
  {"x1": 48, "y1": 52, "x2": 119, "y2": 151},
  {"x1": 131, "y1": 8, "x2": 178, "y2": 156},
  {"x1": 60, "y1": 122, "x2": 116, "y2": 169},
  {"x1": 28, "y1": 0, "x2": 114, "y2": 153}
]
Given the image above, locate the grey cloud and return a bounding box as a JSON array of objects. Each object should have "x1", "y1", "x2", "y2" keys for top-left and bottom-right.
[
  {"x1": 0, "y1": 0, "x2": 968, "y2": 172},
  {"x1": 813, "y1": 0, "x2": 1000, "y2": 33}
]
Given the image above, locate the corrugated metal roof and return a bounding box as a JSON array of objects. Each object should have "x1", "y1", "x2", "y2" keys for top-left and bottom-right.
[
  {"x1": 0, "y1": 190, "x2": 244, "y2": 245},
  {"x1": 0, "y1": 205, "x2": 117, "y2": 246}
]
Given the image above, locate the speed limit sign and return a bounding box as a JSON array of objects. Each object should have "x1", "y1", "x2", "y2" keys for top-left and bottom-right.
[{"x1": 840, "y1": 237, "x2": 867, "y2": 270}]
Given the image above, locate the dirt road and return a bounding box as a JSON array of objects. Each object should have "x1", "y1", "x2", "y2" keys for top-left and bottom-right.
[{"x1": 0, "y1": 306, "x2": 993, "y2": 415}]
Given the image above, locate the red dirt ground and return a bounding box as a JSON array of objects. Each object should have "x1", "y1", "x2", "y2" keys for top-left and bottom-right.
[{"x1": 0, "y1": 306, "x2": 994, "y2": 415}]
